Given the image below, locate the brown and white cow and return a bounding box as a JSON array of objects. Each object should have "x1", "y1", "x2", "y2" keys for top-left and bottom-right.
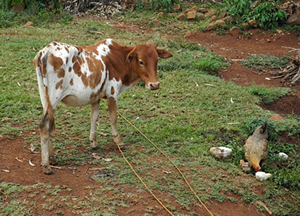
[{"x1": 33, "y1": 39, "x2": 173, "y2": 174}]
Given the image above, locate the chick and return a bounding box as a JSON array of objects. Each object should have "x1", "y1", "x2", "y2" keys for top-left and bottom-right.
[
  {"x1": 210, "y1": 147, "x2": 232, "y2": 159},
  {"x1": 255, "y1": 171, "x2": 272, "y2": 181},
  {"x1": 240, "y1": 159, "x2": 251, "y2": 173},
  {"x1": 244, "y1": 122, "x2": 268, "y2": 172}
]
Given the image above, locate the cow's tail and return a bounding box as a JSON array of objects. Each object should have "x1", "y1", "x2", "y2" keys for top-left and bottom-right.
[{"x1": 34, "y1": 51, "x2": 55, "y2": 132}]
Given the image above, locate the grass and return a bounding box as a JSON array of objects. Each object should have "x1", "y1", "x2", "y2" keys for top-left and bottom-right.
[{"x1": 0, "y1": 7, "x2": 300, "y2": 216}]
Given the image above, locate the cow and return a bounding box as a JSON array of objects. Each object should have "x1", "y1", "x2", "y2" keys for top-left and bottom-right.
[{"x1": 33, "y1": 39, "x2": 173, "y2": 174}]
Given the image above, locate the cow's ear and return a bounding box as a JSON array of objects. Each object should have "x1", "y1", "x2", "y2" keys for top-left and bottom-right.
[
  {"x1": 126, "y1": 47, "x2": 137, "y2": 63},
  {"x1": 157, "y1": 49, "x2": 173, "y2": 59}
]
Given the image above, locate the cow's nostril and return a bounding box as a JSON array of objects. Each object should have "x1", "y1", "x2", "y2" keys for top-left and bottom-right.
[{"x1": 150, "y1": 83, "x2": 160, "y2": 90}]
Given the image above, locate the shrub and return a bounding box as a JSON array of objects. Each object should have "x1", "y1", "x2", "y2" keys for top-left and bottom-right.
[{"x1": 226, "y1": 0, "x2": 287, "y2": 29}]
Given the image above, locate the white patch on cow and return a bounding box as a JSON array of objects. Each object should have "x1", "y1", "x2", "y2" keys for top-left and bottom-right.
[
  {"x1": 106, "y1": 76, "x2": 133, "y2": 102},
  {"x1": 106, "y1": 39, "x2": 113, "y2": 46}
]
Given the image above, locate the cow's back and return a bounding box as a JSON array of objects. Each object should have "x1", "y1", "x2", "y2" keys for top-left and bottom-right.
[{"x1": 34, "y1": 40, "x2": 112, "y2": 109}]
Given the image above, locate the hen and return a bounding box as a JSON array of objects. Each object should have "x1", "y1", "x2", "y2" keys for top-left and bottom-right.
[{"x1": 244, "y1": 122, "x2": 268, "y2": 172}]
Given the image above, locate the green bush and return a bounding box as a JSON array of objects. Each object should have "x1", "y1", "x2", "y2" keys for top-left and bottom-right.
[
  {"x1": 226, "y1": 0, "x2": 287, "y2": 29},
  {"x1": 248, "y1": 2, "x2": 286, "y2": 29}
]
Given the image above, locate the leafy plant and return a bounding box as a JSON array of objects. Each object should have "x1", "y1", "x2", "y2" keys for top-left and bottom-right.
[
  {"x1": 248, "y1": 2, "x2": 286, "y2": 29},
  {"x1": 226, "y1": 0, "x2": 287, "y2": 29},
  {"x1": 225, "y1": 0, "x2": 253, "y2": 18}
]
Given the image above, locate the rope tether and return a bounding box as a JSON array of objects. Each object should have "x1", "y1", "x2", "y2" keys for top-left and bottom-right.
[{"x1": 102, "y1": 99, "x2": 214, "y2": 216}]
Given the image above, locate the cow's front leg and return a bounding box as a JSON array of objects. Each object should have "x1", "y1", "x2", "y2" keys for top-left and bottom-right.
[
  {"x1": 90, "y1": 101, "x2": 100, "y2": 149},
  {"x1": 108, "y1": 97, "x2": 125, "y2": 147}
]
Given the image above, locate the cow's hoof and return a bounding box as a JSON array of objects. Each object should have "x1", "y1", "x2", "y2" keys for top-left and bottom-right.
[
  {"x1": 92, "y1": 145, "x2": 100, "y2": 150},
  {"x1": 119, "y1": 144, "x2": 128, "y2": 151},
  {"x1": 42, "y1": 165, "x2": 54, "y2": 175}
]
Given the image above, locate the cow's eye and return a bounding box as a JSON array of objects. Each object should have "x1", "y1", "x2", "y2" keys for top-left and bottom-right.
[{"x1": 139, "y1": 59, "x2": 144, "y2": 66}]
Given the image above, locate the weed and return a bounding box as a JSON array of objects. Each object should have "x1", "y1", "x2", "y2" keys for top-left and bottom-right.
[
  {"x1": 245, "y1": 85, "x2": 291, "y2": 104},
  {"x1": 242, "y1": 54, "x2": 291, "y2": 71}
]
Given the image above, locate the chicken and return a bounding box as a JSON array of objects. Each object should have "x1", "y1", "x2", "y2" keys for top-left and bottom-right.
[
  {"x1": 210, "y1": 147, "x2": 232, "y2": 159},
  {"x1": 244, "y1": 122, "x2": 268, "y2": 172},
  {"x1": 255, "y1": 171, "x2": 272, "y2": 181}
]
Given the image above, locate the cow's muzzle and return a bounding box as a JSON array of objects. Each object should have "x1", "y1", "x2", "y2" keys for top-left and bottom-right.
[{"x1": 149, "y1": 82, "x2": 160, "y2": 90}]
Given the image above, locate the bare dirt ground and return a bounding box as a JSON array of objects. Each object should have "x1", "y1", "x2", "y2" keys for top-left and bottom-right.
[{"x1": 1, "y1": 18, "x2": 300, "y2": 216}]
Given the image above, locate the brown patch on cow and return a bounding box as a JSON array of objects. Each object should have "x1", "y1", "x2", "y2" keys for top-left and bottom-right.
[
  {"x1": 55, "y1": 80, "x2": 63, "y2": 90},
  {"x1": 48, "y1": 53, "x2": 63, "y2": 72},
  {"x1": 66, "y1": 57, "x2": 69, "y2": 65},
  {"x1": 111, "y1": 86, "x2": 115, "y2": 95},
  {"x1": 76, "y1": 46, "x2": 83, "y2": 56},
  {"x1": 72, "y1": 56, "x2": 82, "y2": 77},
  {"x1": 68, "y1": 67, "x2": 72, "y2": 73},
  {"x1": 89, "y1": 75, "x2": 107, "y2": 103},
  {"x1": 81, "y1": 74, "x2": 89, "y2": 87},
  {"x1": 70, "y1": 79, "x2": 74, "y2": 86},
  {"x1": 53, "y1": 42, "x2": 57, "y2": 46},
  {"x1": 65, "y1": 47, "x2": 69, "y2": 53},
  {"x1": 41, "y1": 53, "x2": 48, "y2": 76},
  {"x1": 86, "y1": 56, "x2": 103, "y2": 89},
  {"x1": 56, "y1": 68, "x2": 65, "y2": 78}
]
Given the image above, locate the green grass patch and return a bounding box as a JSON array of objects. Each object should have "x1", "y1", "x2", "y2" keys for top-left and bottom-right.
[{"x1": 242, "y1": 54, "x2": 292, "y2": 71}]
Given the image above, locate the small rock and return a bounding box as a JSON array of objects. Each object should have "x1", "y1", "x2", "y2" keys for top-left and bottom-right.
[
  {"x1": 215, "y1": 20, "x2": 226, "y2": 27},
  {"x1": 114, "y1": 24, "x2": 125, "y2": 29},
  {"x1": 269, "y1": 114, "x2": 284, "y2": 121},
  {"x1": 229, "y1": 26, "x2": 240, "y2": 36},
  {"x1": 222, "y1": 16, "x2": 233, "y2": 23},
  {"x1": 184, "y1": 31, "x2": 194, "y2": 38},
  {"x1": 199, "y1": 8, "x2": 208, "y2": 13},
  {"x1": 187, "y1": 10, "x2": 197, "y2": 20},
  {"x1": 209, "y1": 15, "x2": 218, "y2": 22},
  {"x1": 249, "y1": 20, "x2": 258, "y2": 28},
  {"x1": 156, "y1": 12, "x2": 164, "y2": 19},
  {"x1": 206, "y1": 23, "x2": 216, "y2": 31},
  {"x1": 219, "y1": 11, "x2": 227, "y2": 19},
  {"x1": 242, "y1": 23, "x2": 249, "y2": 28},
  {"x1": 173, "y1": 3, "x2": 181, "y2": 11},
  {"x1": 250, "y1": 1, "x2": 260, "y2": 10},
  {"x1": 24, "y1": 21, "x2": 34, "y2": 27},
  {"x1": 177, "y1": 13, "x2": 185, "y2": 21},
  {"x1": 168, "y1": 13, "x2": 178, "y2": 17},
  {"x1": 205, "y1": 8, "x2": 218, "y2": 17},
  {"x1": 287, "y1": 13, "x2": 300, "y2": 26},
  {"x1": 192, "y1": 6, "x2": 198, "y2": 11},
  {"x1": 198, "y1": 13, "x2": 206, "y2": 20},
  {"x1": 183, "y1": 158, "x2": 189, "y2": 162}
]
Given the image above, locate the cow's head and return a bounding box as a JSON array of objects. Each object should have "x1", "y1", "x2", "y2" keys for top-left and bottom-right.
[{"x1": 126, "y1": 43, "x2": 173, "y2": 90}]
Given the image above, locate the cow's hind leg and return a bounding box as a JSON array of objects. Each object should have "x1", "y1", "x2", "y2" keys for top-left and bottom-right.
[
  {"x1": 90, "y1": 101, "x2": 100, "y2": 149},
  {"x1": 39, "y1": 110, "x2": 55, "y2": 174},
  {"x1": 108, "y1": 97, "x2": 125, "y2": 147}
]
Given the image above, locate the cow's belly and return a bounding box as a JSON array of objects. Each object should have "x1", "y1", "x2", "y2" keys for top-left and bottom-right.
[{"x1": 61, "y1": 95, "x2": 91, "y2": 107}]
